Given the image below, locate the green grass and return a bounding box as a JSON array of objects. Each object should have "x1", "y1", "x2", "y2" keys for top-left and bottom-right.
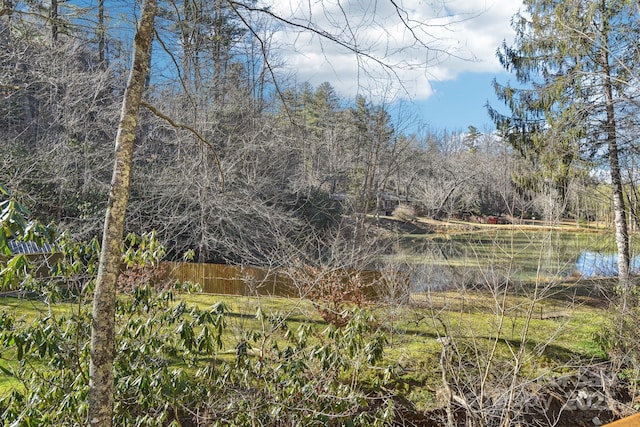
[
  {"x1": 177, "y1": 290, "x2": 608, "y2": 361},
  {"x1": 1, "y1": 285, "x2": 610, "y2": 409},
  {"x1": 0, "y1": 219, "x2": 629, "y2": 422}
]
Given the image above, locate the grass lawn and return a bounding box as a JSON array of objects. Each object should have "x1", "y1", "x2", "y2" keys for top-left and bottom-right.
[{"x1": 0, "y1": 283, "x2": 611, "y2": 412}]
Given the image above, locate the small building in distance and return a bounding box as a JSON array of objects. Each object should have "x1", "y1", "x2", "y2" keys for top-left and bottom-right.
[{"x1": 1, "y1": 240, "x2": 58, "y2": 292}]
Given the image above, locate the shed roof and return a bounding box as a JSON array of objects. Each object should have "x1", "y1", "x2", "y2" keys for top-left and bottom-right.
[{"x1": 7, "y1": 240, "x2": 54, "y2": 255}]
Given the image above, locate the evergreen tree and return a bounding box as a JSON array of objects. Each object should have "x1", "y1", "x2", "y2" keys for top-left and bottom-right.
[
  {"x1": 348, "y1": 96, "x2": 394, "y2": 217},
  {"x1": 490, "y1": 0, "x2": 640, "y2": 296}
]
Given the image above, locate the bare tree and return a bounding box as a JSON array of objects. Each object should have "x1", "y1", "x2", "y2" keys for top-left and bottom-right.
[
  {"x1": 89, "y1": 1, "x2": 157, "y2": 425},
  {"x1": 0, "y1": 1, "x2": 481, "y2": 424},
  {"x1": 0, "y1": 4, "x2": 121, "y2": 233}
]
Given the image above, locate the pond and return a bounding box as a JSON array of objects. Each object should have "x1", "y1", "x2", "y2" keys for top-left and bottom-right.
[
  {"x1": 575, "y1": 250, "x2": 640, "y2": 278},
  {"x1": 395, "y1": 228, "x2": 637, "y2": 286}
]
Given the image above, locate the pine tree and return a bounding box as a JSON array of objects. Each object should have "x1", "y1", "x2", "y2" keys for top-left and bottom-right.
[{"x1": 490, "y1": 0, "x2": 640, "y2": 298}]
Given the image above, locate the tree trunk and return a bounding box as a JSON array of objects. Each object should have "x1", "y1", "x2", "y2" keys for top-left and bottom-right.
[
  {"x1": 602, "y1": 43, "x2": 631, "y2": 307},
  {"x1": 97, "y1": 0, "x2": 106, "y2": 69},
  {"x1": 50, "y1": 0, "x2": 58, "y2": 43},
  {"x1": 88, "y1": 1, "x2": 156, "y2": 426}
]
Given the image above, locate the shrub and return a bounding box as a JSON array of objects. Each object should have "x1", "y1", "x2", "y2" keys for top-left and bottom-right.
[
  {"x1": 0, "y1": 202, "x2": 395, "y2": 425},
  {"x1": 287, "y1": 262, "x2": 373, "y2": 326},
  {"x1": 596, "y1": 303, "x2": 640, "y2": 408},
  {"x1": 392, "y1": 204, "x2": 417, "y2": 222},
  {"x1": 0, "y1": 288, "x2": 394, "y2": 426}
]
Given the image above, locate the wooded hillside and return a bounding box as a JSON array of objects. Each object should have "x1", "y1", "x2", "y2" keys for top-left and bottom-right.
[{"x1": 0, "y1": 1, "x2": 619, "y2": 266}]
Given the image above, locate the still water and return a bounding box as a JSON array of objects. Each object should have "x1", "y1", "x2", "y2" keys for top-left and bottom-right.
[
  {"x1": 575, "y1": 251, "x2": 640, "y2": 278},
  {"x1": 402, "y1": 230, "x2": 635, "y2": 284}
]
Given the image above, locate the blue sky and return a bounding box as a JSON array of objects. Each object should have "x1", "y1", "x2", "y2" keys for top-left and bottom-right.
[
  {"x1": 414, "y1": 71, "x2": 511, "y2": 132},
  {"x1": 81, "y1": 0, "x2": 523, "y2": 133},
  {"x1": 273, "y1": 0, "x2": 523, "y2": 133}
]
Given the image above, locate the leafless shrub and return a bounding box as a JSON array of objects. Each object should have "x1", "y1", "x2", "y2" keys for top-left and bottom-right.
[
  {"x1": 404, "y1": 227, "x2": 630, "y2": 426},
  {"x1": 393, "y1": 204, "x2": 417, "y2": 222},
  {"x1": 116, "y1": 261, "x2": 174, "y2": 294},
  {"x1": 287, "y1": 261, "x2": 372, "y2": 326}
]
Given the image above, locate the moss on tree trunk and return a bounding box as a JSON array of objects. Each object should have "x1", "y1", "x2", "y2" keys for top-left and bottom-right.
[{"x1": 88, "y1": 1, "x2": 157, "y2": 426}]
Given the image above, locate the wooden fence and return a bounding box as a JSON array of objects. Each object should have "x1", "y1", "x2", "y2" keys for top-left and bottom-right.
[
  {"x1": 604, "y1": 413, "x2": 640, "y2": 427},
  {"x1": 166, "y1": 262, "x2": 405, "y2": 300},
  {"x1": 168, "y1": 262, "x2": 299, "y2": 297}
]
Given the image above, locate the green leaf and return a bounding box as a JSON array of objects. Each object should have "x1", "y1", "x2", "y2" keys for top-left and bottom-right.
[
  {"x1": 16, "y1": 341, "x2": 23, "y2": 361},
  {"x1": 0, "y1": 232, "x2": 11, "y2": 256},
  {"x1": 0, "y1": 364, "x2": 13, "y2": 376},
  {"x1": 6, "y1": 254, "x2": 27, "y2": 271}
]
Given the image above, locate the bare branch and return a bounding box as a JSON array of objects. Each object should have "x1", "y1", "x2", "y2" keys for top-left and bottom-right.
[
  {"x1": 152, "y1": 27, "x2": 198, "y2": 113},
  {"x1": 224, "y1": 1, "x2": 296, "y2": 125},
  {"x1": 140, "y1": 100, "x2": 225, "y2": 192},
  {"x1": 227, "y1": 1, "x2": 405, "y2": 82}
]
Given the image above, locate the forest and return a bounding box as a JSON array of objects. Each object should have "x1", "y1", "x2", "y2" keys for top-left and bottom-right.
[
  {"x1": 2, "y1": 0, "x2": 640, "y2": 426},
  {"x1": 1, "y1": 0, "x2": 623, "y2": 266}
]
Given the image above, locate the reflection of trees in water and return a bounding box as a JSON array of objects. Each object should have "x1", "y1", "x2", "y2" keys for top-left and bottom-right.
[
  {"x1": 397, "y1": 238, "x2": 460, "y2": 259},
  {"x1": 395, "y1": 229, "x2": 638, "y2": 287}
]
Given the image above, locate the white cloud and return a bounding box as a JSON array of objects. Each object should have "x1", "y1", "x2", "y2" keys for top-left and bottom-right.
[{"x1": 266, "y1": 0, "x2": 523, "y2": 101}]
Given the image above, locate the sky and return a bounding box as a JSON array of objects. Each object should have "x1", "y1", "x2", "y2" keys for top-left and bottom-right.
[
  {"x1": 80, "y1": 0, "x2": 524, "y2": 133},
  {"x1": 271, "y1": 0, "x2": 525, "y2": 133}
]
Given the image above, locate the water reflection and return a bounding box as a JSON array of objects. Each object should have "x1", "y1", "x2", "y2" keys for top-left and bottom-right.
[{"x1": 575, "y1": 250, "x2": 640, "y2": 278}]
